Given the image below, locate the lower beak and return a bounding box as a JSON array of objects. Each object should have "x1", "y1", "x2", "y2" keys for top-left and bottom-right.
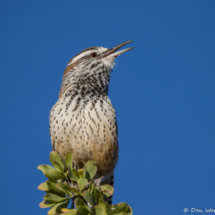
[{"x1": 103, "y1": 41, "x2": 134, "y2": 58}]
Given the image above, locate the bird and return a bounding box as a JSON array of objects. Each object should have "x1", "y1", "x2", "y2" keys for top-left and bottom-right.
[{"x1": 49, "y1": 41, "x2": 133, "y2": 204}]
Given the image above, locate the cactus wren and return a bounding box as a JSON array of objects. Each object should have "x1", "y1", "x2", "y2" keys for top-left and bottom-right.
[{"x1": 49, "y1": 41, "x2": 133, "y2": 202}]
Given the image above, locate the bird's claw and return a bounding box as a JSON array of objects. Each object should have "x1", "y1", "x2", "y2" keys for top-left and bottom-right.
[
  {"x1": 94, "y1": 176, "x2": 105, "y2": 190},
  {"x1": 84, "y1": 176, "x2": 106, "y2": 190}
]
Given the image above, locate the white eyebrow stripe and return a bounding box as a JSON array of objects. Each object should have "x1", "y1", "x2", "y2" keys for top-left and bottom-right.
[
  {"x1": 97, "y1": 47, "x2": 108, "y2": 52},
  {"x1": 67, "y1": 51, "x2": 93, "y2": 66}
]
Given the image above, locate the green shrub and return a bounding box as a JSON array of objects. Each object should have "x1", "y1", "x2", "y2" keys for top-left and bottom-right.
[{"x1": 38, "y1": 151, "x2": 133, "y2": 215}]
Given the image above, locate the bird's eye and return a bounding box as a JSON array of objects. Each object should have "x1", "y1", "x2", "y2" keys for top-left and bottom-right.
[{"x1": 91, "y1": 53, "x2": 97, "y2": 58}]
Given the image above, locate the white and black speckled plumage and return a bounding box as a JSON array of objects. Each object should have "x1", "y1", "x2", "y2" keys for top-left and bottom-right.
[{"x1": 49, "y1": 42, "x2": 133, "y2": 204}]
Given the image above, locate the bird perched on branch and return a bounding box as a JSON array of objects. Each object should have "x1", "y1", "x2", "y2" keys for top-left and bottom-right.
[{"x1": 49, "y1": 41, "x2": 133, "y2": 204}]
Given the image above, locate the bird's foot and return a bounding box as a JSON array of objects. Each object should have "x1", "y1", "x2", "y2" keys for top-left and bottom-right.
[
  {"x1": 85, "y1": 176, "x2": 106, "y2": 190},
  {"x1": 94, "y1": 176, "x2": 105, "y2": 190}
]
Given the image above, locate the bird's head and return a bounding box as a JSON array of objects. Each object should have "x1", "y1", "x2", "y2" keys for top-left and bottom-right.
[{"x1": 59, "y1": 41, "x2": 133, "y2": 97}]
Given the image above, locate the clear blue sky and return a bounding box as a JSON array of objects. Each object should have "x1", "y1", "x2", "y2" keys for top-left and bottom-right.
[{"x1": 0, "y1": 1, "x2": 215, "y2": 214}]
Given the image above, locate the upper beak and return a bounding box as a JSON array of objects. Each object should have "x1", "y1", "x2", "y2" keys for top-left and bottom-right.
[{"x1": 102, "y1": 41, "x2": 134, "y2": 58}]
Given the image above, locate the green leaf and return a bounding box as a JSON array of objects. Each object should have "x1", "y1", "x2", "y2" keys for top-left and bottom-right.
[
  {"x1": 97, "y1": 198, "x2": 113, "y2": 215},
  {"x1": 83, "y1": 190, "x2": 94, "y2": 207},
  {"x1": 65, "y1": 152, "x2": 73, "y2": 168},
  {"x1": 112, "y1": 203, "x2": 128, "y2": 214},
  {"x1": 49, "y1": 151, "x2": 64, "y2": 172},
  {"x1": 61, "y1": 156, "x2": 68, "y2": 172},
  {"x1": 98, "y1": 198, "x2": 106, "y2": 208},
  {"x1": 104, "y1": 201, "x2": 113, "y2": 215},
  {"x1": 47, "y1": 200, "x2": 69, "y2": 215},
  {"x1": 37, "y1": 165, "x2": 55, "y2": 174},
  {"x1": 38, "y1": 182, "x2": 49, "y2": 191},
  {"x1": 69, "y1": 187, "x2": 83, "y2": 196},
  {"x1": 54, "y1": 161, "x2": 64, "y2": 173},
  {"x1": 57, "y1": 183, "x2": 82, "y2": 196},
  {"x1": 46, "y1": 180, "x2": 66, "y2": 195},
  {"x1": 78, "y1": 178, "x2": 88, "y2": 190},
  {"x1": 81, "y1": 161, "x2": 87, "y2": 178},
  {"x1": 75, "y1": 198, "x2": 91, "y2": 214},
  {"x1": 93, "y1": 205, "x2": 107, "y2": 215},
  {"x1": 61, "y1": 209, "x2": 77, "y2": 215},
  {"x1": 88, "y1": 182, "x2": 94, "y2": 194},
  {"x1": 93, "y1": 187, "x2": 103, "y2": 204},
  {"x1": 68, "y1": 168, "x2": 79, "y2": 182},
  {"x1": 75, "y1": 197, "x2": 87, "y2": 207},
  {"x1": 76, "y1": 206, "x2": 91, "y2": 215},
  {"x1": 45, "y1": 170, "x2": 65, "y2": 180},
  {"x1": 56, "y1": 182, "x2": 72, "y2": 196},
  {"x1": 101, "y1": 185, "x2": 114, "y2": 199},
  {"x1": 39, "y1": 200, "x2": 56, "y2": 208},
  {"x1": 123, "y1": 206, "x2": 133, "y2": 215},
  {"x1": 44, "y1": 193, "x2": 68, "y2": 203},
  {"x1": 101, "y1": 185, "x2": 114, "y2": 196},
  {"x1": 85, "y1": 161, "x2": 97, "y2": 181},
  {"x1": 77, "y1": 169, "x2": 84, "y2": 177}
]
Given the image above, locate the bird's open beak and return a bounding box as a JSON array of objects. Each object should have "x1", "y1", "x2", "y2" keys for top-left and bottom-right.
[{"x1": 103, "y1": 41, "x2": 134, "y2": 58}]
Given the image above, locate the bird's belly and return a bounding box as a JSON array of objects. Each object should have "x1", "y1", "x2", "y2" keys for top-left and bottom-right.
[{"x1": 49, "y1": 96, "x2": 118, "y2": 175}]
